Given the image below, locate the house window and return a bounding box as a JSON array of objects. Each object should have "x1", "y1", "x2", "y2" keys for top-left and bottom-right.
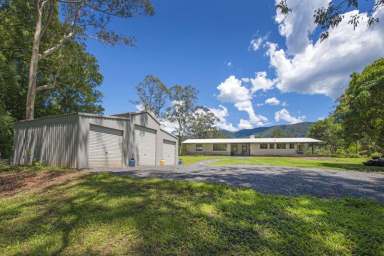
[
  {"x1": 213, "y1": 144, "x2": 227, "y2": 151},
  {"x1": 242, "y1": 144, "x2": 248, "y2": 154},
  {"x1": 196, "y1": 144, "x2": 203, "y2": 152},
  {"x1": 277, "y1": 143, "x2": 286, "y2": 149},
  {"x1": 269, "y1": 144, "x2": 275, "y2": 149},
  {"x1": 260, "y1": 144, "x2": 268, "y2": 149},
  {"x1": 289, "y1": 143, "x2": 295, "y2": 149}
]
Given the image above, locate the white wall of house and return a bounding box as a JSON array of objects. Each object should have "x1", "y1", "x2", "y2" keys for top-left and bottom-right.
[
  {"x1": 185, "y1": 143, "x2": 309, "y2": 156},
  {"x1": 250, "y1": 143, "x2": 302, "y2": 156},
  {"x1": 185, "y1": 143, "x2": 231, "y2": 155}
]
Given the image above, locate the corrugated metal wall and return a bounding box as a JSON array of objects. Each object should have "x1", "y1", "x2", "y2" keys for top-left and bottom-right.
[
  {"x1": 88, "y1": 124, "x2": 124, "y2": 168},
  {"x1": 12, "y1": 112, "x2": 179, "y2": 169},
  {"x1": 77, "y1": 115, "x2": 130, "y2": 169},
  {"x1": 12, "y1": 114, "x2": 79, "y2": 168}
]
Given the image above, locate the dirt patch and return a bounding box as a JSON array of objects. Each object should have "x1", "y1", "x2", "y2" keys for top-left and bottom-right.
[{"x1": 0, "y1": 170, "x2": 86, "y2": 197}]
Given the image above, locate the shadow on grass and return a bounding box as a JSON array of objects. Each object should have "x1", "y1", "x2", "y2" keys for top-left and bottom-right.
[
  {"x1": 0, "y1": 173, "x2": 383, "y2": 255},
  {"x1": 319, "y1": 162, "x2": 384, "y2": 172}
]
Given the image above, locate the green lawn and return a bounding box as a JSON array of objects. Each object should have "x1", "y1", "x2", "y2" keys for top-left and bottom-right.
[
  {"x1": 179, "y1": 155, "x2": 223, "y2": 166},
  {"x1": 1, "y1": 169, "x2": 384, "y2": 255},
  {"x1": 179, "y1": 156, "x2": 384, "y2": 172}
]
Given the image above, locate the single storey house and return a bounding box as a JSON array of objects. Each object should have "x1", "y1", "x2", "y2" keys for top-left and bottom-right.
[
  {"x1": 12, "y1": 111, "x2": 178, "y2": 169},
  {"x1": 182, "y1": 137, "x2": 322, "y2": 156}
]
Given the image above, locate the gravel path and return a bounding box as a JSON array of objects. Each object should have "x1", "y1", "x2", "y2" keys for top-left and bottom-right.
[{"x1": 93, "y1": 161, "x2": 384, "y2": 202}]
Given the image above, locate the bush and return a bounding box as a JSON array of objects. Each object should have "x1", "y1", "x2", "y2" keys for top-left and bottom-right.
[{"x1": 0, "y1": 111, "x2": 14, "y2": 159}]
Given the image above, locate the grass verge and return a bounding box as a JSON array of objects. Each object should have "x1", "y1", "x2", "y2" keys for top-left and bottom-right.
[
  {"x1": 204, "y1": 156, "x2": 384, "y2": 172},
  {"x1": 0, "y1": 168, "x2": 383, "y2": 255}
]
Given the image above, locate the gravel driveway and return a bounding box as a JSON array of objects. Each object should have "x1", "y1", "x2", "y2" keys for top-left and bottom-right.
[{"x1": 95, "y1": 161, "x2": 384, "y2": 202}]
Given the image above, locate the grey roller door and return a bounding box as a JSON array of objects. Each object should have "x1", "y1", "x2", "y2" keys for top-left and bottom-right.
[
  {"x1": 88, "y1": 124, "x2": 123, "y2": 168},
  {"x1": 134, "y1": 125, "x2": 156, "y2": 166},
  {"x1": 163, "y1": 140, "x2": 176, "y2": 165}
]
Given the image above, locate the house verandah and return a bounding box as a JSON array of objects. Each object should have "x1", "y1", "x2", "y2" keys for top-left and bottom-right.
[{"x1": 182, "y1": 138, "x2": 322, "y2": 156}]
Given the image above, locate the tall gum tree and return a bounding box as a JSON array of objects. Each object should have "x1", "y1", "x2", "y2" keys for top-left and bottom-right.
[{"x1": 25, "y1": 0, "x2": 154, "y2": 120}]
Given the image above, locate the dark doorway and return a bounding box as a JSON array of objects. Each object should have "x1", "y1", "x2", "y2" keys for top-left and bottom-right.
[
  {"x1": 297, "y1": 144, "x2": 304, "y2": 154},
  {"x1": 242, "y1": 144, "x2": 249, "y2": 155},
  {"x1": 231, "y1": 144, "x2": 250, "y2": 156},
  {"x1": 231, "y1": 144, "x2": 238, "y2": 156}
]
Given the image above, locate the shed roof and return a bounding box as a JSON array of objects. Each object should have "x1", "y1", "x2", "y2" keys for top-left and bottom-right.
[{"x1": 182, "y1": 138, "x2": 323, "y2": 144}]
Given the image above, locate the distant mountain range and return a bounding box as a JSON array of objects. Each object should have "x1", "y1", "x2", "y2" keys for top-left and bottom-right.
[{"x1": 223, "y1": 122, "x2": 314, "y2": 138}]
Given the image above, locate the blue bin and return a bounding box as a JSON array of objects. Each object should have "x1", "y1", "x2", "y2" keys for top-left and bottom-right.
[{"x1": 128, "y1": 159, "x2": 135, "y2": 167}]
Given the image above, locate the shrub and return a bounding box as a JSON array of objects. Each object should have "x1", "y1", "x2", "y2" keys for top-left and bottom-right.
[{"x1": 0, "y1": 111, "x2": 14, "y2": 159}]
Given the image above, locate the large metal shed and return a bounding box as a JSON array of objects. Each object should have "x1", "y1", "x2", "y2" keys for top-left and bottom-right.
[{"x1": 12, "y1": 111, "x2": 178, "y2": 169}]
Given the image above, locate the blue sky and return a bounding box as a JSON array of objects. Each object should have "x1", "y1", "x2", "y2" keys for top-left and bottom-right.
[{"x1": 85, "y1": 0, "x2": 384, "y2": 131}]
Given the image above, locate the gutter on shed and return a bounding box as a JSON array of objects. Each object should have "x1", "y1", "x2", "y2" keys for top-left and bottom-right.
[{"x1": 15, "y1": 112, "x2": 130, "y2": 125}]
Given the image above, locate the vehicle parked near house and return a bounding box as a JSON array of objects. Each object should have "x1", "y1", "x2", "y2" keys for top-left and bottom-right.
[{"x1": 364, "y1": 157, "x2": 384, "y2": 166}]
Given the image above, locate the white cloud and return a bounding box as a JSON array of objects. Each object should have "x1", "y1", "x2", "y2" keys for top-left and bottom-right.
[
  {"x1": 269, "y1": 6, "x2": 384, "y2": 98},
  {"x1": 217, "y1": 76, "x2": 251, "y2": 103},
  {"x1": 217, "y1": 76, "x2": 268, "y2": 128},
  {"x1": 226, "y1": 61, "x2": 232, "y2": 67},
  {"x1": 248, "y1": 72, "x2": 275, "y2": 93},
  {"x1": 235, "y1": 100, "x2": 268, "y2": 126},
  {"x1": 275, "y1": 0, "x2": 331, "y2": 54},
  {"x1": 249, "y1": 37, "x2": 264, "y2": 51},
  {"x1": 265, "y1": 97, "x2": 280, "y2": 106},
  {"x1": 274, "y1": 108, "x2": 305, "y2": 124},
  {"x1": 209, "y1": 105, "x2": 238, "y2": 132}
]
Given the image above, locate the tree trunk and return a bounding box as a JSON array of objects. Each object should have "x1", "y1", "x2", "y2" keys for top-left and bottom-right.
[
  {"x1": 26, "y1": 1, "x2": 44, "y2": 120},
  {"x1": 178, "y1": 133, "x2": 182, "y2": 156}
]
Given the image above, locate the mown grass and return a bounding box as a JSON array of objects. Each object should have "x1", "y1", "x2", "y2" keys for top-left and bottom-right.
[
  {"x1": 179, "y1": 155, "x2": 223, "y2": 166},
  {"x1": 204, "y1": 156, "x2": 384, "y2": 172},
  {"x1": 1, "y1": 170, "x2": 383, "y2": 255}
]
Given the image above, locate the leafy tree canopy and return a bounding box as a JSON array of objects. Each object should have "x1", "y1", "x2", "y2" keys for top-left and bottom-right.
[
  {"x1": 189, "y1": 106, "x2": 220, "y2": 139},
  {"x1": 0, "y1": 0, "x2": 104, "y2": 120},
  {"x1": 135, "y1": 75, "x2": 169, "y2": 118},
  {"x1": 335, "y1": 58, "x2": 384, "y2": 152},
  {"x1": 308, "y1": 116, "x2": 343, "y2": 154},
  {"x1": 0, "y1": 0, "x2": 107, "y2": 157},
  {"x1": 165, "y1": 85, "x2": 198, "y2": 152}
]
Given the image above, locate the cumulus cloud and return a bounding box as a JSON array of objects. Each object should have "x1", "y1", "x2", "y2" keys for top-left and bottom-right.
[
  {"x1": 217, "y1": 76, "x2": 268, "y2": 128},
  {"x1": 274, "y1": 108, "x2": 305, "y2": 124},
  {"x1": 215, "y1": 1, "x2": 384, "y2": 127},
  {"x1": 269, "y1": 5, "x2": 384, "y2": 98},
  {"x1": 209, "y1": 105, "x2": 238, "y2": 132},
  {"x1": 247, "y1": 72, "x2": 275, "y2": 93},
  {"x1": 265, "y1": 97, "x2": 280, "y2": 106},
  {"x1": 275, "y1": 0, "x2": 331, "y2": 54},
  {"x1": 218, "y1": 76, "x2": 251, "y2": 103}
]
